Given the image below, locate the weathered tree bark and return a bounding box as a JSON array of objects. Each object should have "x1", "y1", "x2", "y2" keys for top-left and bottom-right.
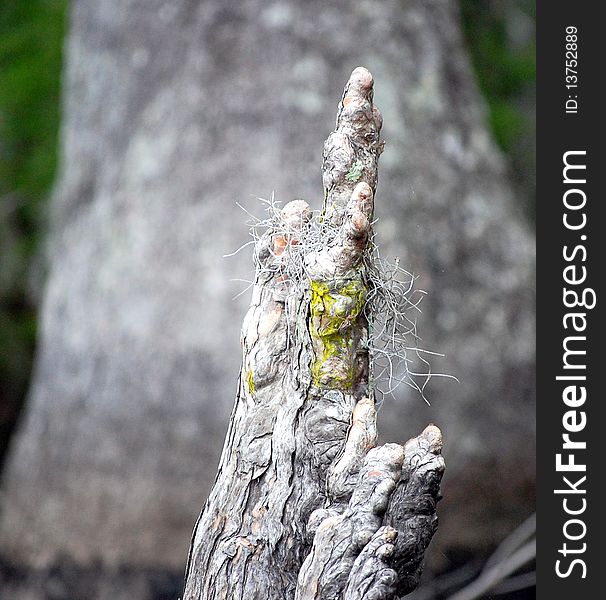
[
  {"x1": 0, "y1": 1, "x2": 534, "y2": 594},
  {"x1": 183, "y1": 68, "x2": 444, "y2": 600}
]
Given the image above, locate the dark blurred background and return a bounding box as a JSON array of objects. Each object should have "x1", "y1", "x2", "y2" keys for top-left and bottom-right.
[{"x1": 0, "y1": 1, "x2": 535, "y2": 598}]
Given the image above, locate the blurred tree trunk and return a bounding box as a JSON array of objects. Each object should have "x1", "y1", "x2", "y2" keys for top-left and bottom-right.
[{"x1": 0, "y1": 0, "x2": 534, "y2": 596}]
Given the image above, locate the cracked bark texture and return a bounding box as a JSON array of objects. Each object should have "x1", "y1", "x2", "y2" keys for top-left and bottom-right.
[
  {"x1": 0, "y1": 0, "x2": 534, "y2": 592},
  {"x1": 183, "y1": 67, "x2": 444, "y2": 600}
]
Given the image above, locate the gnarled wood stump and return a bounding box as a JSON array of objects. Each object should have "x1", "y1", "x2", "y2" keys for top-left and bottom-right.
[{"x1": 183, "y1": 67, "x2": 445, "y2": 600}]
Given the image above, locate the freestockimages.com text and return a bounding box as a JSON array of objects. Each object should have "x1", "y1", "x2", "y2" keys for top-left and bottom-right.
[{"x1": 554, "y1": 150, "x2": 596, "y2": 579}]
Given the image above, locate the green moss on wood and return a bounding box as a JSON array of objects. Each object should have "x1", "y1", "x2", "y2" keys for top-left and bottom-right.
[
  {"x1": 247, "y1": 369, "x2": 255, "y2": 395},
  {"x1": 310, "y1": 278, "x2": 366, "y2": 389},
  {"x1": 345, "y1": 160, "x2": 364, "y2": 183}
]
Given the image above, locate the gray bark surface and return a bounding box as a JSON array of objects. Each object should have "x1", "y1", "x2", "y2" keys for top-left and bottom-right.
[
  {"x1": 183, "y1": 68, "x2": 444, "y2": 599},
  {"x1": 0, "y1": 0, "x2": 534, "y2": 581}
]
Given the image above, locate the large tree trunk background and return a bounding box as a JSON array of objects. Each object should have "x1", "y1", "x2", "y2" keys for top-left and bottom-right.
[{"x1": 0, "y1": 0, "x2": 534, "y2": 597}]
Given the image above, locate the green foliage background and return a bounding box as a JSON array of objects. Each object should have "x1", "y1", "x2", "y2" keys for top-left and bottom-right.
[
  {"x1": 461, "y1": 0, "x2": 536, "y2": 217},
  {"x1": 0, "y1": 0, "x2": 535, "y2": 465},
  {"x1": 0, "y1": 0, "x2": 67, "y2": 462}
]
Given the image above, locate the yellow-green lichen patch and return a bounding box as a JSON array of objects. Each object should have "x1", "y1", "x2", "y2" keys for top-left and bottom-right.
[
  {"x1": 247, "y1": 369, "x2": 255, "y2": 395},
  {"x1": 310, "y1": 278, "x2": 366, "y2": 389},
  {"x1": 345, "y1": 160, "x2": 364, "y2": 183}
]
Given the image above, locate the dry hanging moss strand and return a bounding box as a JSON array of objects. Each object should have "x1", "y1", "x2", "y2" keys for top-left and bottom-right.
[
  {"x1": 232, "y1": 193, "x2": 455, "y2": 403},
  {"x1": 183, "y1": 67, "x2": 445, "y2": 600}
]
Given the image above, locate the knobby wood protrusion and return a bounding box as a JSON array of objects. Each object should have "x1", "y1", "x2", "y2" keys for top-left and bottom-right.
[{"x1": 182, "y1": 67, "x2": 445, "y2": 600}]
